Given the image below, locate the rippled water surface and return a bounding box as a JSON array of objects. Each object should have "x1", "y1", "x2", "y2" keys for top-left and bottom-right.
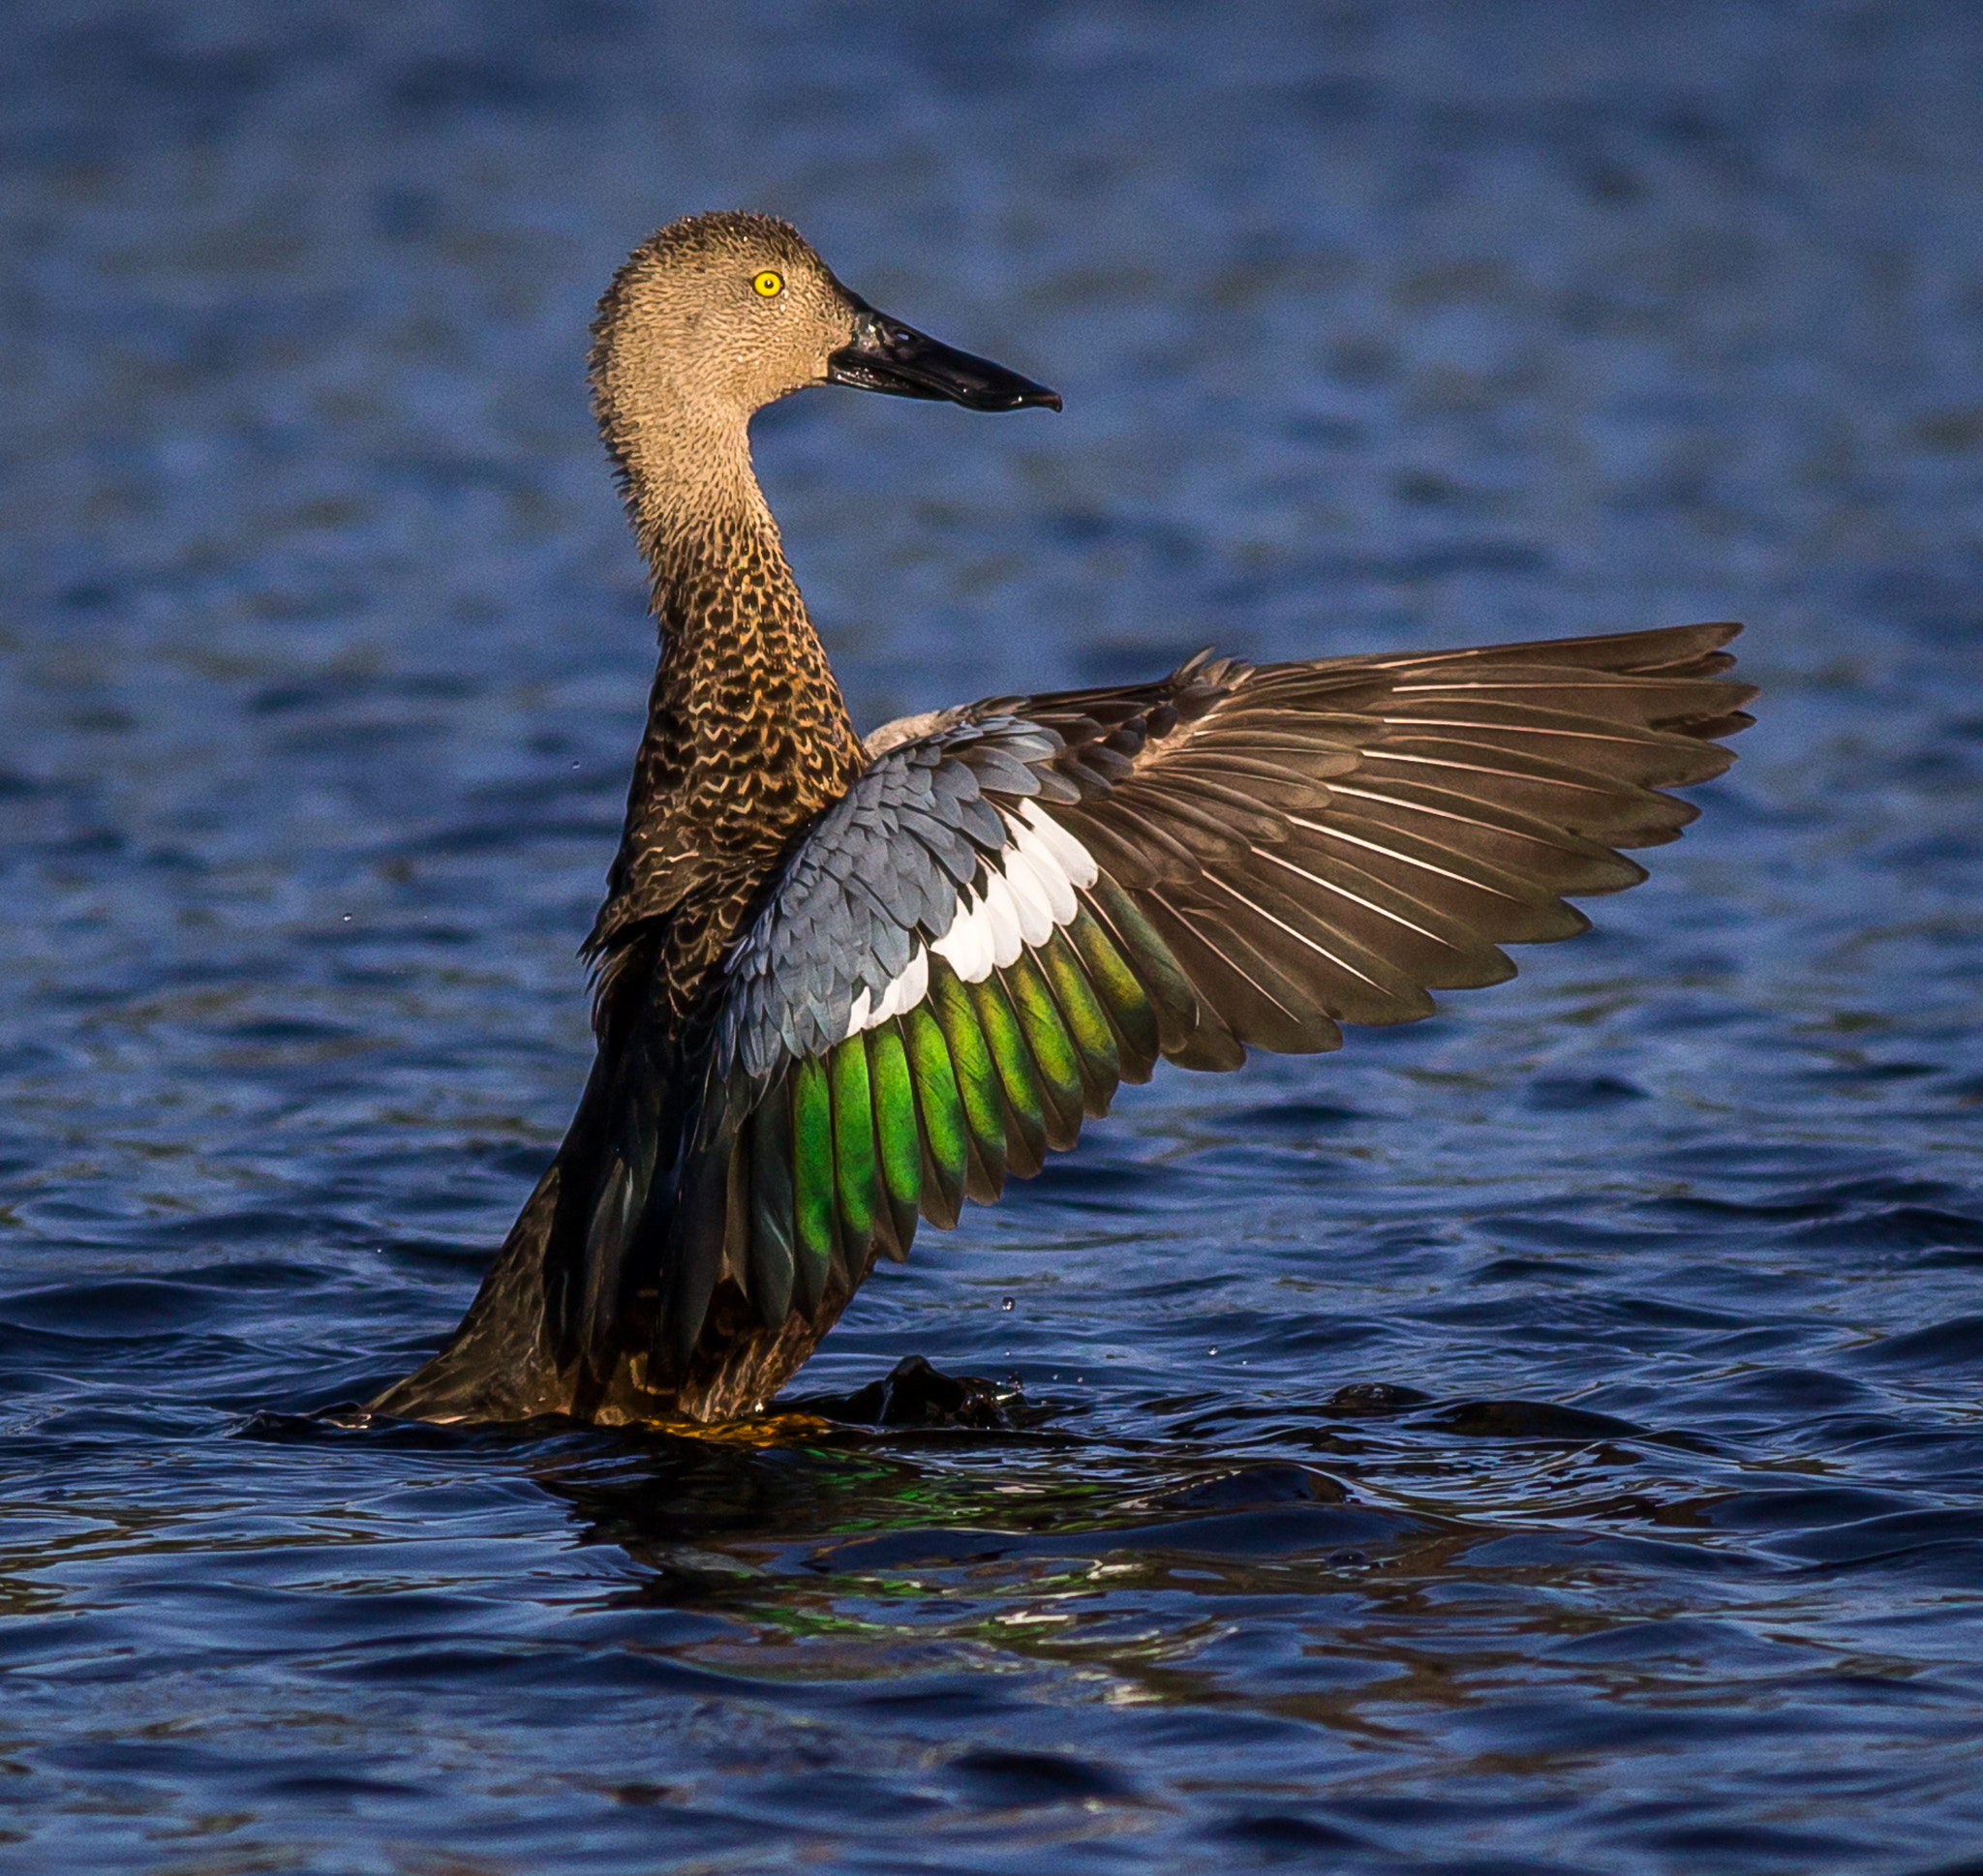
[{"x1": 4, "y1": 4, "x2": 1983, "y2": 1871}]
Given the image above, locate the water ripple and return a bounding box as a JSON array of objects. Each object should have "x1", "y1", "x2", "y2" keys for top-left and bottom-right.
[{"x1": 3, "y1": 2, "x2": 1982, "y2": 1871}]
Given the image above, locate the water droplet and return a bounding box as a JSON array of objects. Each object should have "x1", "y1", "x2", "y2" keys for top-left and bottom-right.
[{"x1": 1000, "y1": 1297, "x2": 1015, "y2": 1312}]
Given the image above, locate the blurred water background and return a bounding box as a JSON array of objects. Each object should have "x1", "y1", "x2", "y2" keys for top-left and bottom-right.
[{"x1": 3, "y1": 2, "x2": 1982, "y2": 1871}]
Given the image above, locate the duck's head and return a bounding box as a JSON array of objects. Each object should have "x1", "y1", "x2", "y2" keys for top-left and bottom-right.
[{"x1": 591, "y1": 211, "x2": 1060, "y2": 439}]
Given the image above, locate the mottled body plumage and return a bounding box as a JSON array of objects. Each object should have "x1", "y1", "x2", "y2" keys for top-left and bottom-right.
[{"x1": 371, "y1": 214, "x2": 1754, "y2": 1428}]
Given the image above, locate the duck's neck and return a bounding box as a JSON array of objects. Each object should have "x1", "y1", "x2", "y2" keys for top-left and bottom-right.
[{"x1": 616, "y1": 408, "x2": 866, "y2": 857}]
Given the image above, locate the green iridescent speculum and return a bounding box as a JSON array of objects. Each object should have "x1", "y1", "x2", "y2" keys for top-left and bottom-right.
[
  {"x1": 867, "y1": 1024, "x2": 922, "y2": 1246},
  {"x1": 968, "y1": 971, "x2": 1047, "y2": 1168},
  {"x1": 902, "y1": 1002, "x2": 966, "y2": 1223},
  {"x1": 930, "y1": 966, "x2": 1007, "y2": 1189},
  {"x1": 1036, "y1": 926, "x2": 1120, "y2": 1104},
  {"x1": 738, "y1": 899, "x2": 1180, "y2": 1329},
  {"x1": 1002, "y1": 948, "x2": 1085, "y2": 1139},
  {"x1": 1064, "y1": 905, "x2": 1163, "y2": 1075},
  {"x1": 791, "y1": 1054, "x2": 836, "y2": 1295},
  {"x1": 829, "y1": 1036, "x2": 879, "y2": 1252}
]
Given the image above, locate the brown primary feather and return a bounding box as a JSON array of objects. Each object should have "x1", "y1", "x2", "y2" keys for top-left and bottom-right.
[{"x1": 1036, "y1": 622, "x2": 1753, "y2": 1054}]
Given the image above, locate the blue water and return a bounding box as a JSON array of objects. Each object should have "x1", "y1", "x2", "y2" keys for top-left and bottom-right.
[{"x1": 4, "y1": 3, "x2": 1982, "y2": 1870}]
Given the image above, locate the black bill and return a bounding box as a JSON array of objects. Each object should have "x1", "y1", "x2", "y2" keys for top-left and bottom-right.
[{"x1": 827, "y1": 300, "x2": 1060, "y2": 411}]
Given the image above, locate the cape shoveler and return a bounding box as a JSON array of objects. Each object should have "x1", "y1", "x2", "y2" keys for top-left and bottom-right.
[{"x1": 370, "y1": 212, "x2": 1754, "y2": 1428}]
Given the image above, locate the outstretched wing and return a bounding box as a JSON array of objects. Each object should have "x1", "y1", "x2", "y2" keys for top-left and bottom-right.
[{"x1": 651, "y1": 620, "x2": 1755, "y2": 1381}]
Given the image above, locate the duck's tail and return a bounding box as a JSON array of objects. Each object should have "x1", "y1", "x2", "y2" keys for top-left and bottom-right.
[{"x1": 366, "y1": 1159, "x2": 578, "y2": 1422}]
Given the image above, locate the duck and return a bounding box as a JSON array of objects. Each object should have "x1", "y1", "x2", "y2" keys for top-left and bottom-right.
[{"x1": 368, "y1": 211, "x2": 1755, "y2": 1428}]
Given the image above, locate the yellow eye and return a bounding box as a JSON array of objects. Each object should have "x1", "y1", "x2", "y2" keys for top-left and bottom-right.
[{"x1": 752, "y1": 270, "x2": 783, "y2": 298}]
